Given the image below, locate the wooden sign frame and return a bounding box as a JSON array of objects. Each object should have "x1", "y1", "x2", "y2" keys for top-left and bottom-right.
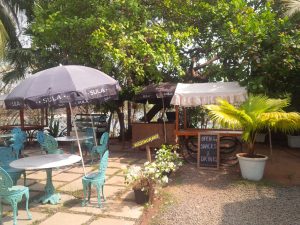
[
  {"x1": 197, "y1": 132, "x2": 220, "y2": 170},
  {"x1": 132, "y1": 133, "x2": 159, "y2": 148}
]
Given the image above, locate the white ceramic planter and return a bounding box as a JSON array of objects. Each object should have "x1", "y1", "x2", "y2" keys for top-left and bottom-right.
[
  {"x1": 236, "y1": 153, "x2": 268, "y2": 181},
  {"x1": 287, "y1": 135, "x2": 300, "y2": 148}
]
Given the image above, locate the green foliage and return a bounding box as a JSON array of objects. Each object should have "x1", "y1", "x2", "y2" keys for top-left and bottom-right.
[
  {"x1": 47, "y1": 116, "x2": 60, "y2": 137},
  {"x1": 22, "y1": 0, "x2": 300, "y2": 110},
  {"x1": 205, "y1": 95, "x2": 300, "y2": 156},
  {"x1": 124, "y1": 144, "x2": 182, "y2": 190}
]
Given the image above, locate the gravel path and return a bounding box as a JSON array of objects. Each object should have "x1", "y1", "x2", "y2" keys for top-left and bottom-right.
[{"x1": 149, "y1": 164, "x2": 300, "y2": 225}]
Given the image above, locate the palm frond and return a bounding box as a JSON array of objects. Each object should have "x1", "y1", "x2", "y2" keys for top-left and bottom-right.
[
  {"x1": 260, "y1": 112, "x2": 300, "y2": 133},
  {"x1": 240, "y1": 95, "x2": 270, "y2": 115},
  {"x1": 2, "y1": 47, "x2": 34, "y2": 83},
  {"x1": 282, "y1": 0, "x2": 300, "y2": 17},
  {"x1": 265, "y1": 98, "x2": 290, "y2": 112},
  {"x1": 205, "y1": 98, "x2": 252, "y2": 129}
]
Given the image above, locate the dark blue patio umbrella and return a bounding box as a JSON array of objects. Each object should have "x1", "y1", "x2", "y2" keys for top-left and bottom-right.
[{"x1": 5, "y1": 65, "x2": 120, "y2": 175}]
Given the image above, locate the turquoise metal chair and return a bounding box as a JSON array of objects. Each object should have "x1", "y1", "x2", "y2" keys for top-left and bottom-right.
[
  {"x1": 0, "y1": 147, "x2": 26, "y2": 186},
  {"x1": 36, "y1": 131, "x2": 46, "y2": 154},
  {"x1": 83, "y1": 127, "x2": 95, "y2": 155},
  {"x1": 90, "y1": 132, "x2": 109, "y2": 163},
  {"x1": 0, "y1": 167, "x2": 31, "y2": 225},
  {"x1": 82, "y1": 132, "x2": 109, "y2": 207},
  {"x1": 43, "y1": 135, "x2": 64, "y2": 154},
  {"x1": 10, "y1": 128, "x2": 27, "y2": 159}
]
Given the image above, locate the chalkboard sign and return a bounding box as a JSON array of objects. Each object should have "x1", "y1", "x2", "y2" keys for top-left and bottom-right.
[{"x1": 197, "y1": 133, "x2": 220, "y2": 169}]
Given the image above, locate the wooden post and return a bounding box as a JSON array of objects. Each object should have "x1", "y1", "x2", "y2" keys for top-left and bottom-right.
[
  {"x1": 41, "y1": 108, "x2": 44, "y2": 126},
  {"x1": 143, "y1": 104, "x2": 147, "y2": 122},
  {"x1": 175, "y1": 105, "x2": 179, "y2": 143},
  {"x1": 184, "y1": 107, "x2": 187, "y2": 129},
  {"x1": 45, "y1": 108, "x2": 48, "y2": 127},
  {"x1": 66, "y1": 106, "x2": 72, "y2": 136},
  {"x1": 20, "y1": 109, "x2": 24, "y2": 129},
  {"x1": 146, "y1": 145, "x2": 152, "y2": 162},
  {"x1": 268, "y1": 127, "x2": 273, "y2": 160}
]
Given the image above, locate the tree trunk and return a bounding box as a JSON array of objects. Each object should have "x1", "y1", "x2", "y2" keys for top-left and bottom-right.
[
  {"x1": 107, "y1": 111, "x2": 113, "y2": 134},
  {"x1": 116, "y1": 107, "x2": 125, "y2": 142},
  {"x1": 127, "y1": 101, "x2": 132, "y2": 139}
]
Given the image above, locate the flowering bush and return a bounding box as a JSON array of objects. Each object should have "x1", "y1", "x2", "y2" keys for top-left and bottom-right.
[
  {"x1": 124, "y1": 165, "x2": 150, "y2": 191},
  {"x1": 124, "y1": 144, "x2": 183, "y2": 191},
  {"x1": 155, "y1": 144, "x2": 183, "y2": 174}
]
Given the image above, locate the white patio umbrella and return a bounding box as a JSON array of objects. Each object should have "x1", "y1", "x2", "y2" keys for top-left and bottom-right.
[{"x1": 5, "y1": 65, "x2": 120, "y2": 175}]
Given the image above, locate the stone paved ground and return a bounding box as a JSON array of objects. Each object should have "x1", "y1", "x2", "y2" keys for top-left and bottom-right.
[{"x1": 1, "y1": 140, "x2": 147, "y2": 225}]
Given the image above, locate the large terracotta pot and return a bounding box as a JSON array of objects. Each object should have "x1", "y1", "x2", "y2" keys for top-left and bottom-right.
[{"x1": 236, "y1": 153, "x2": 268, "y2": 181}]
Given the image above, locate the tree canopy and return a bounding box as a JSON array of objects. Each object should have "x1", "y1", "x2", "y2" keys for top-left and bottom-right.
[{"x1": 2, "y1": 0, "x2": 297, "y2": 107}]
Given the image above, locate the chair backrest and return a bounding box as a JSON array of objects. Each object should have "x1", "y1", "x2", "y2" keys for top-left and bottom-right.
[
  {"x1": 11, "y1": 127, "x2": 22, "y2": 135},
  {"x1": 10, "y1": 131, "x2": 27, "y2": 158},
  {"x1": 43, "y1": 134, "x2": 59, "y2": 153},
  {"x1": 0, "y1": 146, "x2": 17, "y2": 168},
  {"x1": 0, "y1": 167, "x2": 13, "y2": 193},
  {"x1": 36, "y1": 130, "x2": 45, "y2": 145},
  {"x1": 93, "y1": 132, "x2": 109, "y2": 157},
  {"x1": 98, "y1": 150, "x2": 109, "y2": 180},
  {"x1": 86, "y1": 128, "x2": 94, "y2": 137},
  {"x1": 100, "y1": 132, "x2": 109, "y2": 147}
]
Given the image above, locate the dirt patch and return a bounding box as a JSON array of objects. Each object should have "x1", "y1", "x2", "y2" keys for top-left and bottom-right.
[
  {"x1": 137, "y1": 195, "x2": 163, "y2": 225},
  {"x1": 137, "y1": 145, "x2": 300, "y2": 225}
]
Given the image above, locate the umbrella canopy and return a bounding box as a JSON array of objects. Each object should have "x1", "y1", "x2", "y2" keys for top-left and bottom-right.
[
  {"x1": 4, "y1": 65, "x2": 120, "y2": 176},
  {"x1": 170, "y1": 82, "x2": 247, "y2": 107},
  {"x1": 134, "y1": 82, "x2": 177, "y2": 104},
  {"x1": 5, "y1": 65, "x2": 120, "y2": 109}
]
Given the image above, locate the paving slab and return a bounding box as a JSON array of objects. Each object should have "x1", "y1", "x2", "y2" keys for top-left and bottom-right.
[
  {"x1": 120, "y1": 190, "x2": 135, "y2": 202},
  {"x1": 105, "y1": 167, "x2": 121, "y2": 175},
  {"x1": 66, "y1": 165, "x2": 95, "y2": 174},
  {"x1": 26, "y1": 170, "x2": 47, "y2": 180},
  {"x1": 30, "y1": 193, "x2": 76, "y2": 210},
  {"x1": 1, "y1": 210, "x2": 48, "y2": 225},
  {"x1": 38, "y1": 212, "x2": 91, "y2": 225},
  {"x1": 29, "y1": 180, "x2": 65, "y2": 192},
  {"x1": 106, "y1": 175, "x2": 126, "y2": 186},
  {"x1": 58, "y1": 178, "x2": 83, "y2": 192},
  {"x1": 103, "y1": 201, "x2": 144, "y2": 219},
  {"x1": 89, "y1": 217, "x2": 136, "y2": 225},
  {"x1": 68, "y1": 198, "x2": 115, "y2": 214},
  {"x1": 104, "y1": 185, "x2": 125, "y2": 199},
  {"x1": 52, "y1": 171, "x2": 82, "y2": 182}
]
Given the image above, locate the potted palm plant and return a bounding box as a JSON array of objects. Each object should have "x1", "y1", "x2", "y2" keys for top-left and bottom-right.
[{"x1": 205, "y1": 95, "x2": 300, "y2": 181}]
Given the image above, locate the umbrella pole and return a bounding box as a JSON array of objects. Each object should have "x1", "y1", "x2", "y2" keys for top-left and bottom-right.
[
  {"x1": 69, "y1": 102, "x2": 87, "y2": 176},
  {"x1": 89, "y1": 114, "x2": 98, "y2": 146}
]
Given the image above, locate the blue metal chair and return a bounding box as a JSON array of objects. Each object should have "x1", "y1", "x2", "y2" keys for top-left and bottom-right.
[
  {"x1": 0, "y1": 147, "x2": 26, "y2": 186},
  {"x1": 83, "y1": 127, "x2": 95, "y2": 155},
  {"x1": 0, "y1": 167, "x2": 31, "y2": 225},
  {"x1": 90, "y1": 132, "x2": 109, "y2": 163},
  {"x1": 36, "y1": 131, "x2": 46, "y2": 154},
  {"x1": 43, "y1": 135, "x2": 64, "y2": 154},
  {"x1": 82, "y1": 132, "x2": 109, "y2": 207},
  {"x1": 10, "y1": 128, "x2": 27, "y2": 159}
]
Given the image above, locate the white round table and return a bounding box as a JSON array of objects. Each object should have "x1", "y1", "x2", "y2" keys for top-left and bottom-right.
[
  {"x1": 10, "y1": 154, "x2": 81, "y2": 204},
  {"x1": 55, "y1": 136, "x2": 93, "y2": 153}
]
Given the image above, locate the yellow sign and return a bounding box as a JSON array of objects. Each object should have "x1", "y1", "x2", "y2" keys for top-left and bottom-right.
[{"x1": 132, "y1": 134, "x2": 159, "y2": 148}]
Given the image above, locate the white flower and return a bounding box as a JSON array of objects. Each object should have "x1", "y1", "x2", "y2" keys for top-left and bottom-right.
[{"x1": 162, "y1": 176, "x2": 168, "y2": 184}]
